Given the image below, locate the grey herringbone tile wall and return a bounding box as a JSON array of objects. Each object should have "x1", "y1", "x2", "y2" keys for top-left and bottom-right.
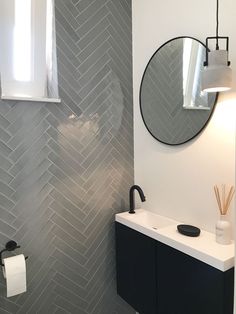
[{"x1": 0, "y1": 0, "x2": 134, "y2": 313}]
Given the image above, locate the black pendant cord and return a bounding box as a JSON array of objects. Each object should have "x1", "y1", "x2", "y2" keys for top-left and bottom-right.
[{"x1": 216, "y1": 0, "x2": 219, "y2": 49}]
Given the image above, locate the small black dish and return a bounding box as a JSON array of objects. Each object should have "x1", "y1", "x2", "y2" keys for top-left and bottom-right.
[{"x1": 177, "y1": 224, "x2": 201, "y2": 237}]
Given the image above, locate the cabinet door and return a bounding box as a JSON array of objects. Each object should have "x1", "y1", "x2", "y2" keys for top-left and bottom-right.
[
  {"x1": 115, "y1": 223, "x2": 157, "y2": 314},
  {"x1": 156, "y1": 241, "x2": 234, "y2": 314}
]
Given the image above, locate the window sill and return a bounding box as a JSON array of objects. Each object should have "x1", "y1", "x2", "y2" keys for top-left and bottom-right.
[{"x1": 1, "y1": 95, "x2": 61, "y2": 103}]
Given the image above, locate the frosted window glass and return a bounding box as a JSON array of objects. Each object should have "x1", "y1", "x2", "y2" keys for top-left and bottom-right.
[{"x1": 0, "y1": 0, "x2": 59, "y2": 102}]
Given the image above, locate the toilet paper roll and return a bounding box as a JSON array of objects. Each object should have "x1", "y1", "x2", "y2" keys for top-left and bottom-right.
[{"x1": 3, "y1": 254, "x2": 27, "y2": 297}]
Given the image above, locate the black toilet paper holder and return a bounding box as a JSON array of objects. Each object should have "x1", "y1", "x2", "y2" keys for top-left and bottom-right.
[{"x1": 0, "y1": 241, "x2": 28, "y2": 267}]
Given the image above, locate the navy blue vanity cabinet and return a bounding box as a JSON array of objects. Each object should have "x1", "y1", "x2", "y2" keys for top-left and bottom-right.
[
  {"x1": 156, "y1": 241, "x2": 234, "y2": 314},
  {"x1": 115, "y1": 222, "x2": 157, "y2": 314},
  {"x1": 115, "y1": 222, "x2": 234, "y2": 314}
]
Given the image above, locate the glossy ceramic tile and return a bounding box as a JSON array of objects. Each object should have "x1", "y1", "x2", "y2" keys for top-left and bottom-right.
[{"x1": 0, "y1": 0, "x2": 133, "y2": 313}]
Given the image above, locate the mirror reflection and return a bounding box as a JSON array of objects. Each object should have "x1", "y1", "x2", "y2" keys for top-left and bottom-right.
[
  {"x1": 182, "y1": 38, "x2": 209, "y2": 110},
  {"x1": 140, "y1": 37, "x2": 217, "y2": 145}
]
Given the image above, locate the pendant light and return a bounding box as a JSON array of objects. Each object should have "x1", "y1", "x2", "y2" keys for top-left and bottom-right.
[{"x1": 201, "y1": 0, "x2": 232, "y2": 93}]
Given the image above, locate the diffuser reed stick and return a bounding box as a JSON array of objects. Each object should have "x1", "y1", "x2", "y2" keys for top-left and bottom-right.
[{"x1": 213, "y1": 184, "x2": 235, "y2": 215}]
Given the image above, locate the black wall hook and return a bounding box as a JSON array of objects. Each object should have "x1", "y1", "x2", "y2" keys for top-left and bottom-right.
[{"x1": 0, "y1": 241, "x2": 28, "y2": 266}]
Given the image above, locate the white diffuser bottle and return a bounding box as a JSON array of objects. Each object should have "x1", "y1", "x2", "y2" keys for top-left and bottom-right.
[
  {"x1": 215, "y1": 215, "x2": 231, "y2": 245},
  {"x1": 214, "y1": 184, "x2": 234, "y2": 245}
]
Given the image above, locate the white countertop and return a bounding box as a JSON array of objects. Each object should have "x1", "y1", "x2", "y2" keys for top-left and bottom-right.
[{"x1": 115, "y1": 209, "x2": 234, "y2": 271}]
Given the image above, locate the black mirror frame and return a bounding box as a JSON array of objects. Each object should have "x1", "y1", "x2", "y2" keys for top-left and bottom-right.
[{"x1": 139, "y1": 36, "x2": 218, "y2": 146}]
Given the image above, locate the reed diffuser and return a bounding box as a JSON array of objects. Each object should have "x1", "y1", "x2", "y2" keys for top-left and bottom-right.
[{"x1": 213, "y1": 184, "x2": 235, "y2": 245}]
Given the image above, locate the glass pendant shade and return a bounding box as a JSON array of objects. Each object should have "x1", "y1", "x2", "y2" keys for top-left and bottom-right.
[{"x1": 202, "y1": 50, "x2": 232, "y2": 92}]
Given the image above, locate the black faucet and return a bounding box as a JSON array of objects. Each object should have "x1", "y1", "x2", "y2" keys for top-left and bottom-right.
[{"x1": 129, "y1": 185, "x2": 146, "y2": 214}]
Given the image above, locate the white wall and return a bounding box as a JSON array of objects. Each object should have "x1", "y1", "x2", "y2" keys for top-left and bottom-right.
[{"x1": 132, "y1": 0, "x2": 236, "y2": 234}]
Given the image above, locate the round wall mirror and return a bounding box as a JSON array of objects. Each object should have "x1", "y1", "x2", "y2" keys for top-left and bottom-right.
[{"x1": 140, "y1": 36, "x2": 218, "y2": 145}]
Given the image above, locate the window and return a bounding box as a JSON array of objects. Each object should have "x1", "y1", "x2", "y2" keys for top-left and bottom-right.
[{"x1": 0, "y1": 0, "x2": 60, "y2": 102}]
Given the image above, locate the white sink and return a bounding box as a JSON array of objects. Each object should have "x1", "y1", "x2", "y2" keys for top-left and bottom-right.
[
  {"x1": 115, "y1": 209, "x2": 234, "y2": 271},
  {"x1": 116, "y1": 208, "x2": 177, "y2": 230}
]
